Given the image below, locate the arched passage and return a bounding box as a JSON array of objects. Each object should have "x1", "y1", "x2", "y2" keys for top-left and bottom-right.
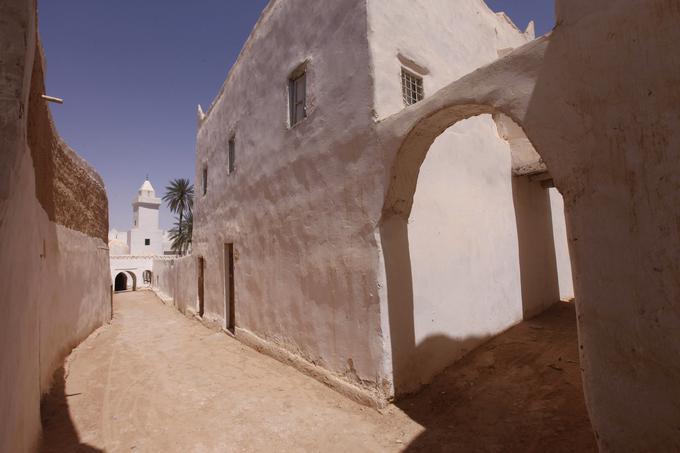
[
  {"x1": 126, "y1": 271, "x2": 137, "y2": 291},
  {"x1": 143, "y1": 270, "x2": 153, "y2": 286},
  {"x1": 114, "y1": 273, "x2": 128, "y2": 292},
  {"x1": 380, "y1": 104, "x2": 575, "y2": 396}
]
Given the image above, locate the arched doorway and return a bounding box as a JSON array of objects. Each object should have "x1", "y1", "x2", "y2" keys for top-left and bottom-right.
[
  {"x1": 126, "y1": 271, "x2": 138, "y2": 291},
  {"x1": 114, "y1": 273, "x2": 128, "y2": 292},
  {"x1": 379, "y1": 99, "x2": 591, "y2": 445},
  {"x1": 403, "y1": 112, "x2": 574, "y2": 387},
  {"x1": 383, "y1": 109, "x2": 571, "y2": 391},
  {"x1": 143, "y1": 270, "x2": 153, "y2": 286}
]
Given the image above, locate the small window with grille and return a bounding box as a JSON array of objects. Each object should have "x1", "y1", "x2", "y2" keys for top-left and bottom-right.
[
  {"x1": 401, "y1": 69, "x2": 424, "y2": 106},
  {"x1": 289, "y1": 66, "x2": 307, "y2": 126}
]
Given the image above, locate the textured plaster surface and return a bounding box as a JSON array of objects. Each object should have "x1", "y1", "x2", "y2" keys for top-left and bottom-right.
[
  {"x1": 367, "y1": 0, "x2": 533, "y2": 121},
  {"x1": 194, "y1": 0, "x2": 391, "y2": 399},
  {"x1": 153, "y1": 256, "x2": 198, "y2": 316},
  {"x1": 190, "y1": 0, "x2": 566, "y2": 402},
  {"x1": 377, "y1": 0, "x2": 680, "y2": 448},
  {"x1": 26, "y1": 44, "x2": 108, "y2": 243},
  {"x1": 369, "y1": 0, "x2": 562, "y2": 394},
  {"x1": 0, "y1": 4, "x2": 111, "y2": 451},
  {"x1": 409, "y1": 116, "x2": 524, "y2": 387},
  {"x1": 549, "y1": 188, "x2": 574, "y2": 299}
]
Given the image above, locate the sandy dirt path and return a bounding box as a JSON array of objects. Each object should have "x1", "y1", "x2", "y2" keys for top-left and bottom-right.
[{"x1": 41, "y1": 291, "x2": 595, "y2": 452}]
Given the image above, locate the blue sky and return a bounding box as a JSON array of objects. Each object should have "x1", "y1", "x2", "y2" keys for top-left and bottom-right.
[{"x1": 38, "y1": 1, "x2": 555, "y2": 231}]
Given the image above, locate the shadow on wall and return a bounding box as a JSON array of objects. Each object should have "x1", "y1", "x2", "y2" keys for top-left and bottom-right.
[
  {"x1": 396, "y1": 302, "x2": 596, "y2": 452},
  {"x1": 383, "y1": 169, "x2": 561, "y2": 396},
  {"x1": 40, "y1": 367, "x2": 102, "y2": 453}
]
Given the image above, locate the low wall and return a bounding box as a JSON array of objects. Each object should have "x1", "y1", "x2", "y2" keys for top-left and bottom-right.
[
  {"x1": 153, "y1": 256, "x2": 198, "y2": 315},
  {"x1": 151, "y1": 255, "x2": 387, "y2": 407},
  {"x1": 0, "y1": 7, "x2": 111, "y2": 451}
]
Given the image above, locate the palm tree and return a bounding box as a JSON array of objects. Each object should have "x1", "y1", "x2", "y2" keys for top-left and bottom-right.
[
  {"x1": 163, "y1": 178, "x2": 194, "y2": 254},
  {"x1": 168, "y1": 210, "x2": 193, "y2": 255},
  {"x1": 163, "y1": 178, "x2": 194, "y2": 255}
]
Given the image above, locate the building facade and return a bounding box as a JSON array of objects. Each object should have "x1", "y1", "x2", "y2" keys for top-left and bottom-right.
[{"x1": 185, "y1": 0, "x2": 574, "y2": 404}]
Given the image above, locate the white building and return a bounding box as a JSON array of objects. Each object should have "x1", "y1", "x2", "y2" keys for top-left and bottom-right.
[
  {"x1": 109, "y1": 179, "x2": 176, "y2": 291},
  {"x1": 158, "y1": 0, "x2": 576, "y2": 404}
]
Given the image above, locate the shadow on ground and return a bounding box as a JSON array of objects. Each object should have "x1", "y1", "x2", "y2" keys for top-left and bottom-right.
[
  {"x1": 40, "y1": 366, "x2": 102, "y2": 453},
  {"x1": 397, "y1": 302, "x2": 597, "y2": 453}
]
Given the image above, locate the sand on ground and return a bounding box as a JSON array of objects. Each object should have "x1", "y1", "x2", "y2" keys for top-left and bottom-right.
[{"x1": 41, "y1": 291, "x2": 595, "y2": 453}]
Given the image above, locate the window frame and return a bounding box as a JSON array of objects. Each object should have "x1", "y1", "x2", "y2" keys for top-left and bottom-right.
[
  {"x1": 401, "y1": 68, "x2": 424, "y2": 106},
  {"x1": 288, "y1": 65, "x2": 307, "y2": 127}
]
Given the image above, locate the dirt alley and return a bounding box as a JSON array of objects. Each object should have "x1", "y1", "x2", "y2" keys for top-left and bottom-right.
[{"x1": 41, "y1": 291, "x2": 595, "y2": 452}]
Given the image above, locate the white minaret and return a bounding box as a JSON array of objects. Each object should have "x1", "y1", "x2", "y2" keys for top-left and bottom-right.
[{"x1": 128, "y1": 178, "x2": 164, "y2": 255}]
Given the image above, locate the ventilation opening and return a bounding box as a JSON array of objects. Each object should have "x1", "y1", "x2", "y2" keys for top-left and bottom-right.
[{"x1": 401, "y1": 68, "x2": 424, "y2": 106}]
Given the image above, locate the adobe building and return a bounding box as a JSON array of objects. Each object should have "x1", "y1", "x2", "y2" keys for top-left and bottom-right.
[
  {"x1": 173, "y1": 0, "x2": 577, "y2": 404},
  {"x1": 0, "y1": 2, "x2": 112, "y2": 450},
  {"x1": 109, "y1": 178, "x2": 175, "y2": 291},
  {"x1": 155, "y1": 0, "x2": 680, "y2": 449}
]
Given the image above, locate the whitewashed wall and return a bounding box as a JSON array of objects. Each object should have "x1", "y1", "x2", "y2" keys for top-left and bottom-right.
[{"x1": 368, "y1": 0, "x2": 564, "y2": 392}]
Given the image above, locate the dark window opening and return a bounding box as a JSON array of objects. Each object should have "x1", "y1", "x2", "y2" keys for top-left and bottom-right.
[
  {"x1": 202, "y1": 167, "x2": 208, "y2": 195},
  {"x1": 289, "y1": 68, "x2": 307, "y2": 126},
  {"x1": 228, "y1": 136, "x2": 236, "y2": 175},
  {"x1": 145, "y1": 239, "x2": 150, "y2": 246}
]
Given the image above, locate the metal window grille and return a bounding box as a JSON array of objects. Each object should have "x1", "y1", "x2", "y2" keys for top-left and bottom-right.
[
  {"x1": 289, "y1": 71, "x2": 307, "y2": 126},
  {"x1": 228, "y1": 137, "x2": 235, "y2": 174},
  {"x1": 402, "y1": 69, "x2": 424, "y2": 106}
]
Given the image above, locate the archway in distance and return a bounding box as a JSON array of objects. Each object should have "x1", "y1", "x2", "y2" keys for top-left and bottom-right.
[
  {"x1": 125, "y1": 271, "x2": 137, "y2": 291},
  {"x1": 114, "y1": 273, "x2": 128, "y2": 292}
]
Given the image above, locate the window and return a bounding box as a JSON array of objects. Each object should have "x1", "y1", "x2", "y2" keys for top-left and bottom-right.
[
  {"x1": 401, "y1": 69, "x2": 424, "y2": 106},
  {"x1": 145, "y1": 239, "x2": 150, "y2": 246},
  {"x1": 202, "y1": 166, "x2": 208, "y2": 195},
  {"x1": 289, "y1": 68, "x2": 307, "y2": 126},
  {"x1": 228, "y1": 136, "x2": 235, "y2": 174}
]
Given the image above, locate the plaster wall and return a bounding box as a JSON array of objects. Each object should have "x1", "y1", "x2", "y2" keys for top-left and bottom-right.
[
  {"x1": 110, "y1": 256, "x2": 158, "y2": 289},
  {"x1": 0, "y1": 6, "x2": 111, "y2": 450},
  {"x1": 406, "y1": 116, "x2": 523, "y2": 389},
  {"x1": 366, "y1": 0, "x2": 561, "y2": 392},
  {"x1": 511, "y1": 175, "x2": 561, "y2": 318},
  {"x1": 367, "y1": 0, "x2": 533, "y2": 121},
  {"x1": 136, "y1": 204, "x2": 160, "y2": 231},
  {"x1": 194, "y1": 0, "x2": 391, "y2": 398},
  {"x1": 375, "y1": 0, "x2": 680, "y2": 447},
  {"x1": 549, "y1": 188, "x2": 574, "y2": 299},
  {"x1": 129, "y1": 228, "x2": 164, "y2": 256},
  {"x1": 152, "y1": 256, "x2": 197, "y2": 315}
]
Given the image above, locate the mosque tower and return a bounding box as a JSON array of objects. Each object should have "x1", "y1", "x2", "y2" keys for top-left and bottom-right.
[{"x1": 128, "y1": 178, "x2": 164, "y2": 255}]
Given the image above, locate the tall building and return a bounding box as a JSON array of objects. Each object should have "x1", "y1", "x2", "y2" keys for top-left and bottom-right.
[{"x1": 128, "y1": 179, "x2": 164, "y2": 255}]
